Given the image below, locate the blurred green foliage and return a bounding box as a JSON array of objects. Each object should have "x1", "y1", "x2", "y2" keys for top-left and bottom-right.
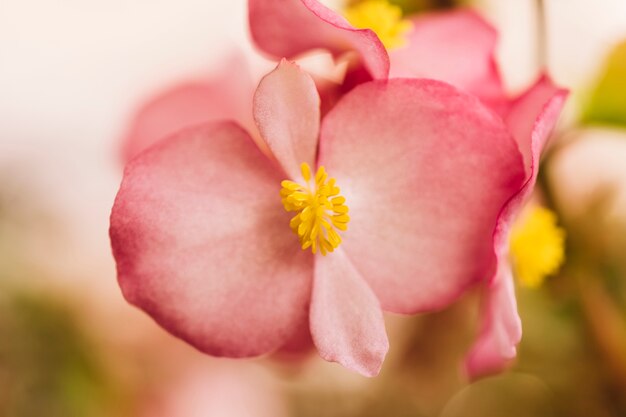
[
  {"x1": 583, "y1": 40, "x2": 626, "y2": 126},
  {"x1": 0, "y1": 290, "x2": 116, "y2": 417},
  {"x1": 288, "y1": 274, "x2": 626, "y2": 417},
  {"x1": 515, "y1": 284, "x2": 625, "y2": 417}
]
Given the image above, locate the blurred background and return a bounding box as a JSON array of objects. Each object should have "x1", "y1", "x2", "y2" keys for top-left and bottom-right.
[{"x1": 2, "y1": 0, "x2": 626, "y2": 416}]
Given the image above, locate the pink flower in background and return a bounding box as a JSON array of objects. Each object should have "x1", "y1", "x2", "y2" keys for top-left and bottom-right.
[
  {"x1": 110, "y1": 60, "x2": 524, "y2": 376},
  {"x1": 248, "y1": 0, "x2": 569, "y2": 377},
  {"x1": 119, "y1": 54, "x2": 258, "y2": 163},
  {"x1": 120, "y1": 2, "x2": 508, "y2": 165},
  {"x1": 142, "y1": 362, "x2": 287, "y2": 417}
]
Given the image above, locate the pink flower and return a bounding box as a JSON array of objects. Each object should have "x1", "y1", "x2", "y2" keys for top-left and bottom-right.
[
  {"x1": 119, "y1": 54, "x2": 257, "y2": 163},
  {"x1": 110, "y1": 60, "x2": 525, "y2": 376},
  {"x1": 248, "y1": 0, "x2": 569, "y2": 377}
]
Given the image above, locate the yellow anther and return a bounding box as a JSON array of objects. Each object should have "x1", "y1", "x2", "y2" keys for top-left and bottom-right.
[
  {"x1": 344, "y1": 0, "x2": 413, "y2": 50},
  {"x1": 509, "y1": 206, "x2": 566, "y2": 288},
  {"x1": 301, "y1": 162, "x2": 312, "y2": 182},
  {"x1": 280, "y1": 163, "x2": 350, "y2": 255}
]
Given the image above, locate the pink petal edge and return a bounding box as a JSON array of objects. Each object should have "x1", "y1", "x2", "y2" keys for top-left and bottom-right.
[{"x1": 505, "y1": 74, "x2": 570, "y2": 204}]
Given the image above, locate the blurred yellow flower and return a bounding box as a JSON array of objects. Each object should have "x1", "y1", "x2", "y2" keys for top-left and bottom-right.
[
  {"x1": 510, "y1": 206, "x2": 566, "y2": 288},
  {"x1": 344, "y1": 0, "x2": 413, "y2": 49}
]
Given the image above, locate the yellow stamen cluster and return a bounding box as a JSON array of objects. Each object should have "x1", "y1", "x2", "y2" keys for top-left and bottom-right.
[
  {"x1": 510, "y1": 206, "x2": 566, "y2": 288},
  {"x1": 280, "y1": 163, "x2": 349, "y2": 255},
  {"x1": 344, "y1": 0, "x2": 413, "y2": 50}
]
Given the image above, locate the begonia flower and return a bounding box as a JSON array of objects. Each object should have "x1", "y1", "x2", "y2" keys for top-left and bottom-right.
[
  {"x1": 110, "y1": 60, "x2": 526, "y2": 376},
  {"x1": 249, "y1": 0, "x2": 569, "y2": 377}
]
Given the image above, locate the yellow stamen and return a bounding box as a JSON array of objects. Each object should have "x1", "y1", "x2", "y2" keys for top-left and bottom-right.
[
  {"x1": 280, "y1": 163, "x2": 350, "y2": 255},
  {"x1": 509, "y1": 206, "x2": 566, "y2": 288},
  {"x1": 344, "y1": 0, "x2": 413, "y2": 50}
]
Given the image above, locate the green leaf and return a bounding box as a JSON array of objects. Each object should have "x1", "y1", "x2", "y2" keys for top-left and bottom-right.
[{"x1": 583, "y1": 40, "x2": 626, "y2": 126}]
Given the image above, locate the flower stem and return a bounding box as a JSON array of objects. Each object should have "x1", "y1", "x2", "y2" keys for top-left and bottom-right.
[
  {"x1": 536, "y1": 0, "x2": 547, "y2": 70},
  {"x1": 576, "y1": 270, "x2": 626, "y2": 395}
]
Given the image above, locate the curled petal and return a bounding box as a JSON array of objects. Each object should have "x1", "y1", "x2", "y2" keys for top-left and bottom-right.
[
  {"x1": 249, "y1": 0, "x2": 389, "y2": 80},
  {"x1": 495, "y1": 75, "x2": 568, "y2": 241},
  {"x1": 111, "y1": 122, "x2": 312, "y2": 357},
  {"x1": 254, "y1": 60, "x2": 320, "y2": 180},
  {"x1": 505, "y1": 75, "x2": 569, "y2": 193},
  {"x1": 464, "y1": 76, "x2": 568, "y2": 376},
  {"x1": 310, "y1": 249, "x2": 388, "y2": 377},
  {"x1": 318, "y1": 78, "x2": 525, "y2": 314}
]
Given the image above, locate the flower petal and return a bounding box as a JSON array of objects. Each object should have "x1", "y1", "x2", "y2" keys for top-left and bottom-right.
[
  {"x1": 505, "y1": 75, "x2": 569, "y2": 189},
  {"x1": 120, "y1": 54, "x2": 255, "y2": 163},
  {"x1": 110, "y1": 122, "x2": 313, "y2": 357},
  {"x1": 272, "y1": 310, "x2": 315, "y2": 359},
  {"x1": 462, "y1": 76, "x2": 568, "y2": 376},
  {"x1": 389, "y1": 10, "x2": 505, "y2": 112},
  {"x1": 248, "y1": 0, "x2": 389, "y2": 80},
  {"x1": 464, "y1": 255, "x2": 521, "y2": 379},
  {"x1": 310, "y1": 249, "x2": 388, "y2": 377},
  {"x1": 254, "y1": 60, "x2": 320, "y2": 180},
  {"x1": 318, "y1": 78, "x2": 525, "y2": 314}
]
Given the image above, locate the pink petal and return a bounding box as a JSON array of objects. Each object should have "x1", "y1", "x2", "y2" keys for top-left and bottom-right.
[
  {"x1": 110, "y1": 122, "x2": 313, "y2": 357},
  {"x1": 249, "y1": 0, "x2": 389, "y2": 80},
  {"x1": 253, "y1": 60, "x2": 320, "y2": 180},
  {"x1": 504, "y1": 75, "x2": 569, "y2": 205},
  {"x1": 120, "y1": 54, "x2": 255, "y2": 163},
  {"x1": 464, "y1": 255, "x2": 521, "y2": 379},
  {"x1": 463, "y1": 76, "x2": 568, "y2": 378},
  {"x1": 272, "y1": 310, "x2": 315, "y2": 359},
  {"x1": 318, "y1": 79, "x2": 525, "y2": 314},
  {"x1": 310, "y1": 249, "x2": 388, "y2": 377},
  {"x1": 389, "y1": 9, "x2": 506, "y2": 113}
]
